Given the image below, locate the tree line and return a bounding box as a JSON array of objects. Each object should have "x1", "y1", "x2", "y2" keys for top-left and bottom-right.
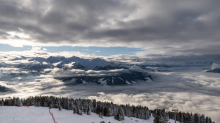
[
  {"x1": 0, "y1": 96, "x2": 215, "y2": 123},
  {"x1": 152, "y1": 109, "x2": 214, "y2": 123}
]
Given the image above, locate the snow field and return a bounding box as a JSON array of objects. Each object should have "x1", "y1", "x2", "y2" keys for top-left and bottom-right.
[
  {"x1": 0, "y1": 106, "x2": 53, "y2": 123},
  {"x1": 0, "y1": 106, "x2": 179, "y2": 123},
  {"x1": 51, "y1": 109, "x2": 179, "y2": 123}
]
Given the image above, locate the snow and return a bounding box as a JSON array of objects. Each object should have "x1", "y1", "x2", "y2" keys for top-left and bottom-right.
[
  {"x1": 131, "y1": 81, "x2": 136, "y2": 84},
  {"x1": 0, "y1": 106, "x2": 53, "y2": 123},
  {"x1": 126, "y1": 81, "x2": 131, "y2": 84},
  {"x1": 98, "y1": 78, "x2": 107, "y2": 85},
  {"x1": 0, "y1": 106, "x2": 179, "y2": 123},
  {"x1": 82, "y1": 80, "x2": 88, "y2": 85}
]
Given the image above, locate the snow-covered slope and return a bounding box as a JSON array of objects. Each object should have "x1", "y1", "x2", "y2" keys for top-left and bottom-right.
[
  {"x1": 0, "y1": 55, "x2": 153, "y2": 86},
  {"x1": 2, "y1": 56, "x2": 118, "y2": 72},
  {"x1": 0, "y1": 106, "x2": 179, "y2": 123},
  {"x1": 0, "y1": 106, "x2": 53, "y2": 123},
  {"x1": 56, "y1": 70, "x2": 153, "y2": 85}
]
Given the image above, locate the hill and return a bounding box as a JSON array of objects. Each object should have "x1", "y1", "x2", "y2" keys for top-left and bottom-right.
[{"x1": 0, "y1": 106, "x2": 179, "y2": 123}]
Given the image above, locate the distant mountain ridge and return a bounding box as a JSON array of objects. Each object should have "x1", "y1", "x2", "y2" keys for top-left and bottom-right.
[
  {"x1": 28, "y1": 56, "x2": 120, "y2": 71},
  {"x1": 55, "y1": 70, "x2": 153, "y2": 86},
  {"x1": 1, "y1": 55, "x2": 153, "y2": 86},
  {"x1": 207, "y1": 68, "x2": 220, "y2": 73},
  {"x1": 0, "y1": 86, "x2": 10, "y2": 92}
]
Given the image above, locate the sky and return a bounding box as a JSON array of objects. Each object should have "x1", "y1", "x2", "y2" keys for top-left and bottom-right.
[
  {"x1": 0, "y1": 44, "x2": 144, "y2": 56},
  {"x1": 0, "y1": 0, "x2": 220, "y2": 58}
]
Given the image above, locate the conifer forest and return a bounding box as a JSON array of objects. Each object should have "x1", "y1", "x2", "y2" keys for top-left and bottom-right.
[{"x1": 0, "y1": 96, "x2": 215, "y2": 123}]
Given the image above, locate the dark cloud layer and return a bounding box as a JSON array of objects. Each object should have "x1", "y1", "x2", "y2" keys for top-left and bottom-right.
[{"x1": 0, "y1": 0, "x2": 220, "y2": 56}]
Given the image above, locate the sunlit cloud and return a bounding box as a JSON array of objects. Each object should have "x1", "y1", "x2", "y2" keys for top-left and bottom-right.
[{"x1": 0, "y1": 0, "x2": 219, "y2": 57}]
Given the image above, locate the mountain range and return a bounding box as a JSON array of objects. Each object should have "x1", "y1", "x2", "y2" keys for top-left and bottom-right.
[{"x1": 1, "y1": 56, "x2": 153, "y2": 86}]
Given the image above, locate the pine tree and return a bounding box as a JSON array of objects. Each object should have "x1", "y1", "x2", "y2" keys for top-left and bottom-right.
[
  {"x1": 37, "y1": 101, "x2": 40, "y2": 107},
  {"x1": 153, "y1": 110, "x2": 161, "y2": 123},
  {"x1": 77, "y1": 106, "x2": 82, "y2": 115},
  {"x1": 0, "y1": 99, "x2": 4, "y2": 106},
  {"x1": 208, "y1": 117, "x2": 212, "y2": 123},
  {"x1": 19, "y1": 100, "x2": 23, "y2": 107},
  {"x1": 114, "y1": 106, "x2": 125, "y2": 121},
  {"x1": 58, "y1": 103, "x2": 62, "y2": 111},
  {"x1": 99, "y1": 112, "x2": 103, "y2": 118},
  {"x1": 49, "y1": 103, "x2": 52, "y2": 109},
  {"x1": 73, "y1": 107, "x2": 76, "y2": 114},
  {"x1": 104, "y1": 106, "x2": 111, "y2": 116},
  {"x1": 87, "y1": 104, "x2": 91, "y2": 115}
]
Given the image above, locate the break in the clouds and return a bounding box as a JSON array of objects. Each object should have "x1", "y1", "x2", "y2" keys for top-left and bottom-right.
[{"x1": 0, "y1": 0, "x2": 220, "y2": 56}]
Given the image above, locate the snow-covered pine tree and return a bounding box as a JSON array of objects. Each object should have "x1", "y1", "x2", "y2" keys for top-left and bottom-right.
[
  {"x1": 87, "y1": 104, "x2": 91, "y2": 115},
  {"x1": 99, "y1": 112, "x2": 103, "y2": 118},
  {"x1": 71, "y1": 101, "x2": 75, "y2": 111},
  {"x1": 55, "y1": 98, "x2": 60, "y2": 108},
  {"x1": 153, "y1": 110, "x2": 160, "y2": 123},
  {"x1": 132, "y1": 105, "x2": 136, "y2": 117},
  {"x1": 43, "y1": 100, "x2": 48, "y2": 107},
  {"x1": 200, "y1": 114, "x2": 205, "y2": 123},
  {"x1": 190, "y1": 113, "x2": 195, "y2": 123},
  {"x1": 165, "y1": 112, "x2": 169, "y2": 122},
  {"x1": 19, "y1": 99, "x2": 23, "y2": 107},
  {"x1": 37, "y1": 101, "x2": 40, "y2": 107},
  {"x1": 104, "y1": 106, "x2": 111, "y2": 116},
  {"x1": 49, "y1": 103, "x2": 52, "y2": 109},
  {"x1": 67, "y1": 99, "x2": 70, "y2": 110},
  {"x1": 208, "y1": 117, "x2": 213, "y2": 123},
  {"x1": 113, "y1": 105, "x2": 118, "y2": 116},
  {"x1": 77, "y1": 105, "x2": 82, "y2": 115},
  {"x1": 58, "y1": 103, "x2": 62, "y2": 111},
  {"x1": 114, "y1": 106, "x2": 125, "y2": 121},
  {"x1": 30, "y1": 97, "x2": 35, "y2": 106},
  {"x1": 92, "y1": 99, "x2": 97, "y2": 112},
  {"x1": 144, "y1": 107, "x2": 150, "y2": 120},
  {"x1": 73, "y1": 106, "x2": 76, "y2": 114},
  {"x1": 96, "y1": 103, "x2": 101, "y2": 114},
  {"x1": 0, "y1": 99, "x2": 4, "y2": 106},
  {"x1": 198, "y1": 114, "x2": 201, "y2": 123},
  {"x1": 83, "y1": 102, "x2": 87, "y2": 113},
  {"x1": 194, "y1": 113, "x2": 199, "y2": 123},
  {"x1": 109, "y1": 105, "x2": 114, "y2": 116},
  {"x1": 12, "y1": 97, "x2": 16, "y2": 105},
  {"x1": 60, "y1": 97, "x2": 65, "y2": 109}
]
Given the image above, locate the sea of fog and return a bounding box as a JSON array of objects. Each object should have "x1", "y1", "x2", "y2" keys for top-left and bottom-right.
[{"x1": 0, "y1": 67, "x2": 220, "y2": 122}]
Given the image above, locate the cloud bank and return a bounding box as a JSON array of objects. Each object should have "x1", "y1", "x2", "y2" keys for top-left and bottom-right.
[
  {"x1": 0, "y1": 50, "x2": 219, "y2": 122},
  {"x1": 211, "y1": 63, "x2": 220, "y2": 70}
]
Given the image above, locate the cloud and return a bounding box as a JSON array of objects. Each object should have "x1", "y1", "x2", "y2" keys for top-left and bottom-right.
[
  {"x1": 211, "y1": 63, "x2": 220, "y2": 70},
  {"x1": 0, "y1": 0, "x2": 220, "y2": 57},
  {"x1": 51, "y1": 68, "x2": 130, "y2": 78},
  {"x1": 43, "y1": 48, "x2": 47, "y2": 51},
  {"x1": 87, "y1": 70, "x2": 220, "y2": 122},
  {"x1": 0, "y1": 50, "x2": 220, "y2": 122},
  {"x1": 82, "y1": 49, "x2": 89, "y2": 51}
]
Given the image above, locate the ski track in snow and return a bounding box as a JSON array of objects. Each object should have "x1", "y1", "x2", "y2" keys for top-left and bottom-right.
[{"x1": 0, "y1": 106, "x2": 179, "y2": 123}]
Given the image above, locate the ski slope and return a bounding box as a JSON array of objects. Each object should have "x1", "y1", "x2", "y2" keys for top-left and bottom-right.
[
  {"x1": 0, "y1": 106, "x2": 53, "y2": 123},
  {"x1": 0, "y1": 106, "x2": 179, "y2": 123}
]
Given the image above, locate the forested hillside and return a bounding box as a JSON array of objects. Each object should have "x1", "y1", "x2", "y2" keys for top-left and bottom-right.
[{"x1": 0, "y1": 96, "x2": 215, "y2": 123}]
